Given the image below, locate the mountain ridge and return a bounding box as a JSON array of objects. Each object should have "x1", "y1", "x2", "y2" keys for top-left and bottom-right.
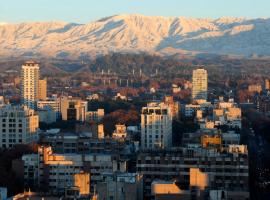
[{"x1": 1, "y1": 14, "x2": 270, "y2": 59}]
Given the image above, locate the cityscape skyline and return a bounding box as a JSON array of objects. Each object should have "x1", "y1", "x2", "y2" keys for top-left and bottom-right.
[
  {"x1": 0, "y1": 1, "x2": 269, "y2": 198},
  {"x1": 0, "y1": 0, "x2": 269, "y2": 23}
]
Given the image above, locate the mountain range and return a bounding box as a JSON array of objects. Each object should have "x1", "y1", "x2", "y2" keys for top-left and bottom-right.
[{"x1": 1, "y1": 14, "x2": 270, "y2": 59}]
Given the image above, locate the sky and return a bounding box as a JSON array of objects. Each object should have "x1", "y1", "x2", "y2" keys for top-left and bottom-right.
[{"x1": 0, "y1": 0, "x2": 269, "y2": 23}]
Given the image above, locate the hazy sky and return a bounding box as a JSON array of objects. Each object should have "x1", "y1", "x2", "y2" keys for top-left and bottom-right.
[{"x1": 0, "y1": 0, "x2": 269, "y2": 23}]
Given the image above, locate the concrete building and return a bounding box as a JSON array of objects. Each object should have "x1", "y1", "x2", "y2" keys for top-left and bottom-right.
[
  {"x1": 151, "y1": 168, "x2": 209, "y2": 200},
  {"x1": 39, "y1": 131, "x2": 128, "y2": 154},
  {"x1": 74, "y1": 172, "x2": 90, "y2": 196},
  {"x1": 265, "y1": 79, "x2": 270, "y2": 90},
  {"x1": 182, "y1": 129, "x2": 240, "y2": 149},
  {"x1": 192, "y1": 69, "x2": 208, "y2": 101},
  {"x1": 37, "y1": 97, "x2": 61, "y2": 120},
  {"x1": 248, "y1": 84, "x2": 262, "y2": 93},
  {"x1": 96, "y1": 172, "x2": 143, "y2": 200},
  {"x1": 21, "y1": 146, "x2": 127, "y2": 194},
  {"x1": 60, "y1": 96, "x2": 88, "y2": 121},
  {"x1": 0, "y1": 96, "x2": 5, "y2": 108},
  {"x1": 213, "y1": 99, "x2": 242, "y2": 129},
  {"x1": 0, "y1": 187, "x2": 7, "y2": 200},
  {"x1": 137, "y1": 146, "x2": 249, "y2": 199},
  {"x1": 20, "y1": 61, "x2": 40, "y2": 109},
  {"x1": 37, "y1": 108, "x2": 57, "y2": 124},
  {"x1": 112, "y1": 124, "x2": 127, "y2": 140},
  {"x1": 141, "y1": 102, "x2": 172, "y2": 150},
  {"x1": 163, "y1": 96, "x2": 180, "y2": 119},
  {"x1": 38, "y1": 79, "x2": 47, "y2": 100},
  {"x1": 0, "y1": 105, "x2": 39, "y2": 148},
  {"x1": 201, "y1": 134, "x2": 222, "y2": 148},
  {"x1": 86, "y1": 109, "x2": 104, "y2": 122},
  {"x1": 151, "y1": 181, "x2": 191, "y2": 200},
  {"x1": 184, "y1": 101, "x2": 212, "y2": 118},
  {"x1": 172, "y1": 84, "x2": 181, "y2": 94}
]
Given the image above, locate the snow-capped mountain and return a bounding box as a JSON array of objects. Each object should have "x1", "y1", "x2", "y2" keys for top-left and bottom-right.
[{"x1": 1, "y1": 14, "x2": 270, "y2": 58}]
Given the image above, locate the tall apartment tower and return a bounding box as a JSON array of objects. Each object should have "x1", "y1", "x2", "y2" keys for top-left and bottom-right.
[
  {"x1": 141, "y1": 102, "x2": 172, "y2": 150},
  {"x1": 21, "y1": 61, "x2": 40, "y2": 109},
  {"x1": 192, "y1": 69, "x2": 208, "y2": 101}
]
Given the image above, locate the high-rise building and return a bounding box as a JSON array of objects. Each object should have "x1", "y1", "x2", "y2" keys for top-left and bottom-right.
[
  {"x1": 0, "y1": 105, "x2": 39, "y2": 148},
  {"x1": 38, "y1": 78, "x2": 47, "y2": 100},
  {"x1": 192, "y1": 69, "x2": 208, "y2": 101},
  {"x1": 21, "y1": 61, "x2": 40, "y2": 109},
  {"x1": 141, "y1": 102, "x2": 172, "y2": 150}
]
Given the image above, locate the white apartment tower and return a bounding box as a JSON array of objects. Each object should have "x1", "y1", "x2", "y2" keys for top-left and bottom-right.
[
  {"x1": 0, "y1": 105, "x2": 39, "y2": 148},
  {"x1": 141, "y1": 102, "x2": 172, "y2": 149},
  {"x1": 192, "y1": 69, "x2": 208, "y2": 101},
  {"x1": 21, "y1": 61, "x2": 40, "y2": 109}
]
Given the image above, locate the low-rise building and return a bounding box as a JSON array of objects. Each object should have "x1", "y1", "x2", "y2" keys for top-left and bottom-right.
[
  {"x1": 37, "y1": 97, "x2": 61, "y2": 120},
  {"x1": 112, "y1": 124, "x2": 127, "y2": 140},
  {"x1": 86, "y1": 109, "x2": 104, "y2": 122},
  {"x1": 96, "y1": 172, "x2": 143, "y2": 200}
]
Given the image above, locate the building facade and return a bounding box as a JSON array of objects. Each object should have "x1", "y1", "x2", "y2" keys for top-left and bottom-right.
[
  {"x1": 60, "y1": 96, "x2": 88, "y2": 121},
  {"x1": 137, "y1": 146, "x2": 249, "y2": 199},
  {"x1": 0, "y1": 105, "x2": 39, "y2": 148},
  {"x1": 192, "y1": 69, "x2": 208, "y2": 101},
  {"x1": 21, "y1": 61, "x2": 40, "y2": 109},
  {"x1": 38, "y1": 79, "x2": 47, "y2": 100},
  {"x1": 141, "y1": 102, "x2": 172, "y2": 150}
]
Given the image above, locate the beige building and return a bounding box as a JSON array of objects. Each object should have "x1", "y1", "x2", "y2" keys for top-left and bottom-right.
[
  {"x1": 60, "y1": 96, "x2": 88, "y2": 121},
  {"x1": 192, "y1": 69, "x2": 208, "y2": 101},
  {"x1": 21, "y1": 61, "x2": 40, "y2": 109},
  {"x1": 265, "y1": 79, "x2": 270, "y2": 90},
  {"x1": 112, "y1": 124, "x2": 127, "y2": 140},
  {"x1": 0, "y1": 105, "x2": 39, "y2": 148},
  {"x1": 164, "y1": 96, "x2": 180, "y2": 119},
  {"x1": 38, "y1": 79, "x2": 47, "y2": 100},
  {"x1": 151, "y1": 181, "x2": 191, "y2": 200},
  {"x1": 74, "y1": 172, "x2": 90, "y2": 195},
  {"x1": 151, "y1": 168, "x2": 209, "y2": 200},
  {"x1": 248, "y1": 84, "x2": 262, "y2": 93}
]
